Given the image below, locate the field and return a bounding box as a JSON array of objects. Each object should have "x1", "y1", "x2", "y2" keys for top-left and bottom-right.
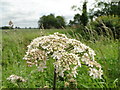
[{"x1": 1, "y1": 29, "x2": 119, "y2": 88}]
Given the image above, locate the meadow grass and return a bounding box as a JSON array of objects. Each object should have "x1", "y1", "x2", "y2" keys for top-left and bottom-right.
[{"x1": 1, "y1": 29, "x2": 119, "y2": 88}]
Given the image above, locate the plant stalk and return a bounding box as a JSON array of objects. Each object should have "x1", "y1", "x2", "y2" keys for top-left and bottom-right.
[{"x1": 53, "y1": 68, "x2": 57, "y2": 90}]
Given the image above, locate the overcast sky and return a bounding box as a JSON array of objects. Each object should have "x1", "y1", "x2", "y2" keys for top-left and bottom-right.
[{"x1": 0, "y1": 0, "x2": 102, "y2": 28}]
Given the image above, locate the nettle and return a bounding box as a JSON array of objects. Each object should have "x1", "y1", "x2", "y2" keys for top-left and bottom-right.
[{"x1": 23, "y1": 32, "x2": 103, "y2": 88}]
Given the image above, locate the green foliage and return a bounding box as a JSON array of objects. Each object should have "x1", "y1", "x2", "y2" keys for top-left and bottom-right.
[
  {"x1": 1, "y1": 26, "x2": 12, "y2": 29},
  {"x1": 69, "y1": 1, "x2": 88, "y2": 27},
  {"x1": 1, "y1": 29, "x2": 119, "y2": 88},
  {"x1": 81, "y1": 1, "x2": 88, "y2": 26},
  {"x1": 38, "y1": 14, "x2": 66, "y2": 29},
  {"x1": 91, "y1": 1, "x2": 120, "y2": 18},
  {"x1": 69, "y1": 14, "x2": 81, "y2": 27},
  {"x1": 56, "y1": 16, "x2": 66, "y2": 28},
  {"x1": 89, "y1": 15, "x2": 120, "y2": 39}
]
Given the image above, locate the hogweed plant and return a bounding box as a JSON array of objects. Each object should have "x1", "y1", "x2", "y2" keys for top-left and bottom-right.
[{"x1": 23, "y1": 32, "x2": 103, "y2": 88}]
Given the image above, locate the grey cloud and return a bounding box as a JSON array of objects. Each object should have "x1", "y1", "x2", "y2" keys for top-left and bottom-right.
[
  {"x1": 111, "y1": 0, "x2": 120, "y2": 2},
  {"x1": 1, "y1": 1, "x2": 12, "y2": 6},
  {"x1": 14, "y1": 19, "x2": 38, "y2": 28},
  {"x1": 65, "y1": 15, "x2": 74, "y2": 20},
  {"x1": 2, "y1": 11, "x2": 36, "y2": 26},
  {"x1": 0, "y1": 1, "x2": 12, "y2": 14},
  {"x1": 2, "y1": 16, "x2": 38, "y2": 28}
]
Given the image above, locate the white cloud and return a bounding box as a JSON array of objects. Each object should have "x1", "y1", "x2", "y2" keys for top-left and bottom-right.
[{"x1": 1, "y1": 0, "x2": 95, "y2": 28}]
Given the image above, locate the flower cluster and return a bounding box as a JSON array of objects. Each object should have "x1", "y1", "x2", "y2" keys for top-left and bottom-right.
[
  {"x1": 23, "y1": 32, "x2": 103, "y2": 79},
  {"x1": 7, "y1": 75, "x2": 26, "y2": 83}
]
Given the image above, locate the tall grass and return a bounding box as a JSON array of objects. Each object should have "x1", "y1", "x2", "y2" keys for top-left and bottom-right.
[{"x1": 1, "y1": 28, "x2": 119, "y2": 88}]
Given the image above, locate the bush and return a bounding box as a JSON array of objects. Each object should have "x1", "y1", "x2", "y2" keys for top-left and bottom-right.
[
  {"x1": 2, "y1": 26, "x2": 10, "y2": 29},
  {"x1": 89, "y1": 15, "x2": 120, "y2": 39}
]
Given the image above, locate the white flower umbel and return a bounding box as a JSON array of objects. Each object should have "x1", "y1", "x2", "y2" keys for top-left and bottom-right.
[
  {"x1": 89, "y1": 68, "x2": 103, "y2": 79},
  {"x1": 7, "y1": 75, "x2": 26, "y2": 83},
  {"x1": 23, "y1": 32, "x2": 103, "y2": 79}
]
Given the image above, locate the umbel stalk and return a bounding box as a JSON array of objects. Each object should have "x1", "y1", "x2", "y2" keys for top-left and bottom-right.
[{"x1": 53, "y1": 68, "x2": 57, "y2": 90}]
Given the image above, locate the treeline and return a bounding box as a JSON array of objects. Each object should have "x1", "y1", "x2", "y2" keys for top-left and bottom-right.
[
  {"x1": 0, "y1": 26, "x2": 11, "y2": 29},
  {"x1": 38, "y1": 1, "x2": 120, "y2": 29},
  {"x1": 0, "y1": 26, "x2": 38, "y2": 30}
]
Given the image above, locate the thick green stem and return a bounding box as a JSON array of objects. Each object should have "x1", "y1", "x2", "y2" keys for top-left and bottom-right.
[{"x1": 53, "y1": 68, "x2": 57, "y2": 90}]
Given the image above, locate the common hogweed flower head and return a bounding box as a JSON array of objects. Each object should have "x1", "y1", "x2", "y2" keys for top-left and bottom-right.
[
  {"x1": 23, "y1": 32, "x2": 103, "y2": 79},
  {"x1": 7, "y1": 75, "x2": 26, "y2": 83}
]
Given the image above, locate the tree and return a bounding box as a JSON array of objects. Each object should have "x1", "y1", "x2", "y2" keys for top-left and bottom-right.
[
  {"x1": 38, "y1": 14, "x2": 66, "y2": 29},
  {"x1": 90, "y1": 1, "x2": 120, "y2": 18},
  {"x1": 56, "y1": 16, "x2": 66, "y2": 28},
  {"x1": 81, "y1": 1, "x2": 88, "y2": 26},
  {"x1": 69, "y1": 14, "x2": 81, "y2": 27},
  {"x1": 1, "y1": 26, "x2": 10, "y2": 29},
  {"x1": 73, "y1": 14, "x2": 81, "y2": 25},
  {"x1": 70, "y1": 0, "x2": 88, "y2": 26},
  {"x1": 38, "y1": 15, "x2": 47, "y2": 29}
]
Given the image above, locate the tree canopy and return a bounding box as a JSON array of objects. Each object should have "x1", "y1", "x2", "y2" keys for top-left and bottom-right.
[
  {"x1": 90, "y1": 1, "x2": 120, "y2": 19},
  {"x1": 69, "y1": 1, "x2": 120, "y2": 27},
  {"x1": 38, "y1": 14, "x2": 66, "y2": 29}
]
